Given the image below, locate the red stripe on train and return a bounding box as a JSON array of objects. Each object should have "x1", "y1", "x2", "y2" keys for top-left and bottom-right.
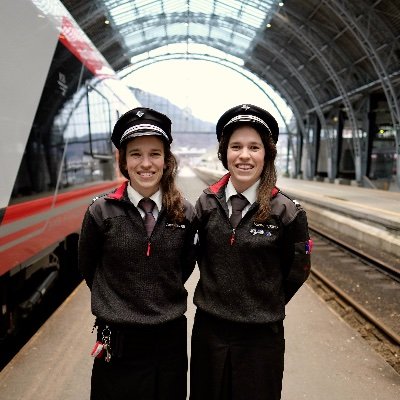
[
  {"x1": 59, "y1": 16, "x2": 114, "y2": 77},
  {"x1": 0, "y1": 181, "x2": 122, "y2": 275},
  {"x1": 0, "y1": 204, "x2": 88, "y2": 275},
  {"x1": 0, "y1": 221, "x2": 45, "y2": 247},
  {"x1": 2, "y1": 182, "x2": 119, "y2": 225}
]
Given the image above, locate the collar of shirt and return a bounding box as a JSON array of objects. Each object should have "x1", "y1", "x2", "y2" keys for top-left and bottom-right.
[
  {"x1": 127, "y1": 184, "x2": 162, "y2": 219},
  {"x1": 225, "y1": 179, "x2": 259, "y2": 217}
]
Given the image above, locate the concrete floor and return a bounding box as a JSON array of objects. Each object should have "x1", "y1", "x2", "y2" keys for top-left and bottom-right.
[{"x1": 1, "y1": 270, "x2": 399, "y2": 400}]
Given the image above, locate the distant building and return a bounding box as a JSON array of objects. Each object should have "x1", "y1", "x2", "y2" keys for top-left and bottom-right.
[
  {"x1": 130, "y1": 87, "x2": 215, "y2": 133},
  {"x1": 130, "y1": 87, "x2": 217, "y2": 165},
  {"x1": 130, "y1": 87, "x2": 290, "y2": 173}
]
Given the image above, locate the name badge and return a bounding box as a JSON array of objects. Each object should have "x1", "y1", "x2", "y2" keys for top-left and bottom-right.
[
  {"x1": 166, "y1": 223, "x2": 186, "y2": 229},
  {"x1": 249, "y1": 222, "x2": 277, "y2": 237}
]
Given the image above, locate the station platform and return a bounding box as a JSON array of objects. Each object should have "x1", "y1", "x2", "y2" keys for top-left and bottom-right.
[
  {"x1": 1, "y1": 271, "x2": 399, "y2": 400},
  {"x1": 193, "y1": 167, "x2": 400, "y2": 227},
  {"x1": 275, "y1": 176, "x2": 400, "y2": 228},
  {"x1": 276, "y1": 175, "x2": 400, "y2": 263},
  {"x1": 1, "y1": 170, "x2": 399, "y2": 399},
  {"x1": 194, "y1": 167, "x2": 400, "y2": 262}
]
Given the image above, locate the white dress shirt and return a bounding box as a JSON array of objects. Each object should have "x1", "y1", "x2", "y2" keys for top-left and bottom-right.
[
  {"x1": 127, "y1": 184, "x2": 162, "y2": 220},
  {"x1": 225, "y1": 179, "x2": 259, "y2": 218}
]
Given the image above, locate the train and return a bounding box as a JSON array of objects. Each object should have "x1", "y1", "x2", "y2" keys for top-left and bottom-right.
[{"x1": 0, "y1": 0, "x2": 140, "y2": 338}]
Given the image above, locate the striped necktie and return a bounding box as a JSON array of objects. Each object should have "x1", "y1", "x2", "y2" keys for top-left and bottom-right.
[
  {"x1": 229, "y1": 194, "x2": 249, "y2": 228},
  {"x1": 138, "y1": 198, "x2": 156, "y2": 237}
]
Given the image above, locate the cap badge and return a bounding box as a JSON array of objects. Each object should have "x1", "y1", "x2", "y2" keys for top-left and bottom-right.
[
  {"x1": 241, "y1": 104, "x2": 250, "y2": 110},
  {"x1": 136, "y1": 111, "x2": 144, "y2": 117}
]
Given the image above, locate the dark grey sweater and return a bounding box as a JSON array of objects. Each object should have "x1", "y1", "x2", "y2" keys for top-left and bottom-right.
[
  {"x1": 78, "y1": 182, "x2": 198, "y2": 326},
  {"x1": 194, "y1": 174, "x2": 311, "y2": 324}
]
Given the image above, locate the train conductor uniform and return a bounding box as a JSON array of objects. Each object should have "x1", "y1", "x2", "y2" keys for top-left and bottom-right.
[
  {"x1": 79, "y1": 107, "x2": 198, "y2": 400},
  {"x1": 190, "y1": 104, "x2": 312, "y2": 400}
]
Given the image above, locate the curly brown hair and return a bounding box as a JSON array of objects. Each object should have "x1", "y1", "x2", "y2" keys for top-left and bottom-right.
[
  {"x1": 118, "y1": 139, "x2": 185, "y2": 223},
  {"x1": 217, "y1": 122, "x2": 277, "y2": 222}
]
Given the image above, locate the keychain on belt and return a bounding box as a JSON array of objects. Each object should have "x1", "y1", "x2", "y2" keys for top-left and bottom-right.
[{"x1": 91, "y1": 326, "x2": 112, "y2": 362}]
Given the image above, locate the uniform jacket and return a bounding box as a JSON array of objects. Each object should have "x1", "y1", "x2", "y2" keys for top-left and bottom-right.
[
  {"x1": 194, "y1": 174, "x2": 311, "y2": 324},
  {"x1": 78, "y1": 181, "x2": 198, "y2": 326}
]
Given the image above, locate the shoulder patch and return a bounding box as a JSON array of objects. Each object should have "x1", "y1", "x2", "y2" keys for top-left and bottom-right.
[{"x1": 292, "y1": 199, "x2": 302, "y2": 208}]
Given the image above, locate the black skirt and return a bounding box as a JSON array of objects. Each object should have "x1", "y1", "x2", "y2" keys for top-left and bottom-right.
[
  {"x1": 190, "y1": 311, "x2": 285, "y2": 400},
  {"x1": 91, "y1": 316, "x2": 187, "y2": 400}
]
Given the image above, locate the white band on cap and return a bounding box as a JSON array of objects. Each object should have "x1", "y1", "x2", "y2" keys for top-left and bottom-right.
[
  {"x1": 224, "y1": 115, "x2": 272, "y2": 136},
  {"x1": 120, "y1": 124, "x2": 169, "y2": 143}
]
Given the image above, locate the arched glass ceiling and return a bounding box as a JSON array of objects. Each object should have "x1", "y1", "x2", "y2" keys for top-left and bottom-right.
[
  {"x1": 102, "y1": 0, "x2": 281, "y2": 61},
  {"x1": 127, "y1": 43, "x2": 244, "y2": 67},
  {"x1": 120, "y1": 50, "x2": 293, "y2": 129}
]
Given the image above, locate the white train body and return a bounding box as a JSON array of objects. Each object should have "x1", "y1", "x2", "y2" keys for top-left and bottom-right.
[{"x1": 0, "y1": 0, "x2": 139, "y2": 336}]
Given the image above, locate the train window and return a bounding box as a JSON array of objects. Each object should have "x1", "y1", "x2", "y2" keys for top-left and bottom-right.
[
  {"x1": 84, "y1": 84, "x2": 113, "y2": 160},
  {"x1": 10, "y1": 75, "x2": 117, "y2": 203}
]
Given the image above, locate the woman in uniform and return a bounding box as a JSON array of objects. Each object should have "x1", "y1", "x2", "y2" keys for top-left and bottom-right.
[
  {"x1": 79, "y1": 107, "x2": 197, "y2": 400},
  {"x1": 190, "y1": 104, "x2": 312, "y2": 400}
]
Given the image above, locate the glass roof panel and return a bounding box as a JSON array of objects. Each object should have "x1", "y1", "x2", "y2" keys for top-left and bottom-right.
[
  {"x1": 125, "y1": 32, "x2": 147, "y2": 48},
  {"x1": 190, "y1": 2, "x2": 214, "y2": 13},
  {"x1": 145, "y1": 26, "x2": 167, "y2": 41},
  {"x1": 101, "y1": 0, "x2": 280, "y2": 62},
  {"x1": 188, "y1": 23, "x2": 210, "y2": 38},
  {"x1": 166, "y1": 23, "x2": 186, "y2": 37},
  {"x1": 163, "y1": 0, "x2": 188, "y2": 13},
  {"x1": 138, "y1": 1, "x2": 164, "y2": 14},
  {"x1": 128, "y1": 43, "x2": 245, "y2": 67}
]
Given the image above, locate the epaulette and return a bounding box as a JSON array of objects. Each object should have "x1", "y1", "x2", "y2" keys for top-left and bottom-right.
[
  {"x1": 292, "y1": 199, "x2": 302, "y2": 208},
  {"x1": 91, "y1": 192, "x2": 108, "y2": 204},
  {"x1": 280, "y1": 191, "x2": 303, "y2": 209}
]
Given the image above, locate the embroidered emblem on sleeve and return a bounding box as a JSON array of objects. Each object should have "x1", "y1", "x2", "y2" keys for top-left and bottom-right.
[{"x1": 305, "y1": 239, "x2": 313, "y2": 254}]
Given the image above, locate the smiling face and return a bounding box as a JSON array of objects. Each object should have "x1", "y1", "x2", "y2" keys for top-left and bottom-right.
[
  {"x1": 226, "y1": 126, "x2": 265, "y2": 193},
  {"x1": 124, "y1": 135, "x2": 165, "y2": 197}
]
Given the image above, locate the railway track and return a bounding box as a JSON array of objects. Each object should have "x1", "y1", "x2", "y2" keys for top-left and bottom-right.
[{"x1": 308, "y1": 225, "x2": 400, "y2": 373}]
